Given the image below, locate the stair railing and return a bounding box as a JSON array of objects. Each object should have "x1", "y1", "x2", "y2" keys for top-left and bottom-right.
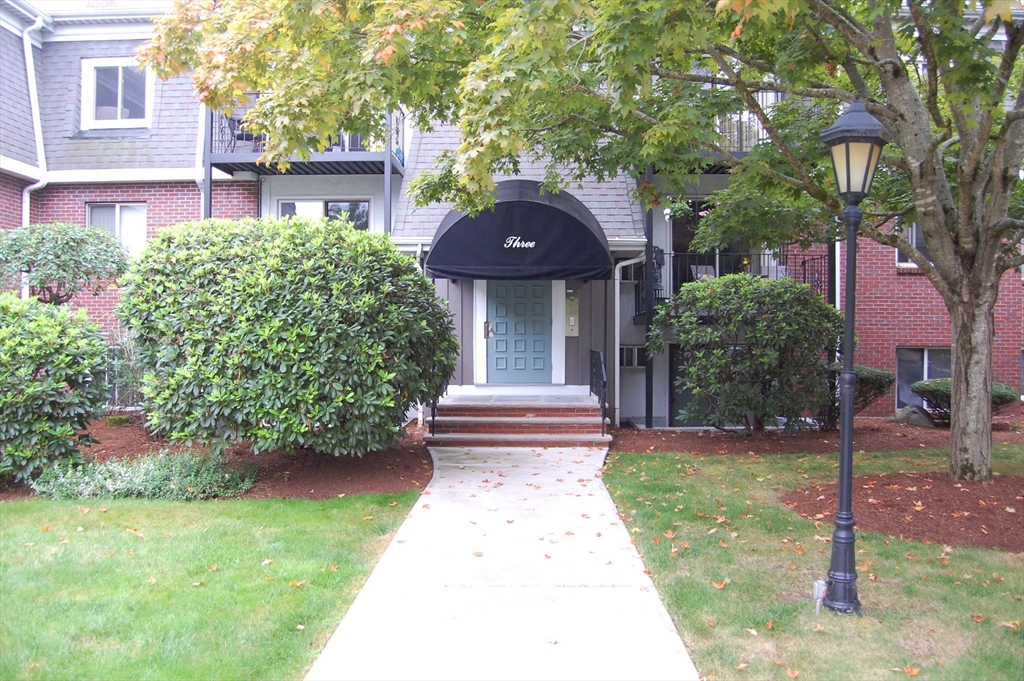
[{"x1": 589, "y1": 349, "x2": 608, "y2": 436}]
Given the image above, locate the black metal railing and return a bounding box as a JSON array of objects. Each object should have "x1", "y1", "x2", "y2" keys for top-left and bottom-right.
[
  {"x1": 589, "y1": 349, "x2": 608, "y2": 436},
  {"x1": 212, "y1": 93, "x2": 405, "y2": 160},
  {"x1": 429, "y1": 398, "x2": 438, "y2": 435},
  {"x1": 634, "y1": 250, "x2": 829, "y2": 318}
]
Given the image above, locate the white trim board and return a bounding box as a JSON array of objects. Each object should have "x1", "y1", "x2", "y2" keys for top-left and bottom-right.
[
  {"x1": 44, "y1": 168, "x2": 202, "y2": 183},
  {"x1": 0, "y1": 156, "x2": 43, "y2": 181}
]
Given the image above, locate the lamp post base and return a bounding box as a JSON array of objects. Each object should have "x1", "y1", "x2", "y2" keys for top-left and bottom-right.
[{"x1": 823, "y1": 581, "x2": 861, "y2": 615}]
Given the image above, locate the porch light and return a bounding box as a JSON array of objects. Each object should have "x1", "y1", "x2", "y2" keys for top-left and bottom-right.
[{"x1": 819, "y1": 101, "x2": 890, "y2": 615}]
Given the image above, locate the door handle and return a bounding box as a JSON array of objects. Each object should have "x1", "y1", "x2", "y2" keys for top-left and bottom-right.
[{"x1": 484, "y1": 321, "x2": 494, "y2": 339}]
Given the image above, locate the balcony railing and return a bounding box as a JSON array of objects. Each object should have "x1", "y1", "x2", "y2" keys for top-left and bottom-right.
[
  {"x1": 211, "y1": 93, "x2": 405, "y2": 161},
  {"x1": 634, "y1": 250, "x2": 829, "y2": 319},
  {"x1": 716, "y1": 90, "x2": 784, "y2": 153}
]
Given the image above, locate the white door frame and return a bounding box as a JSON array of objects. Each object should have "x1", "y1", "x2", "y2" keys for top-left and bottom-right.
[{"x1": 464, "y1": 279, "x2": 579, "y2": 395}]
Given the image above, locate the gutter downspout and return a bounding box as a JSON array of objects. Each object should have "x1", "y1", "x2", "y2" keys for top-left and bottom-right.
[
  {"x1": 613, "y1": 255, "x2": 645, "y2": 427},
  {"x1": 21, "y1": 15, "x2": 47, "y2": 229}
]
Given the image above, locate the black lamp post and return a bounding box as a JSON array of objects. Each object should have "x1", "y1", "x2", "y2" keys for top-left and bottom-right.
[{"x1": 820, "y1": 101, "x2": 890, "y2": 614}]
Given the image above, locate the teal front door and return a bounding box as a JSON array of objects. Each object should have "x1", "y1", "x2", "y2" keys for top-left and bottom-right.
[{"x1": 487, "y1": 280, "x2": 552, "y2": 384}]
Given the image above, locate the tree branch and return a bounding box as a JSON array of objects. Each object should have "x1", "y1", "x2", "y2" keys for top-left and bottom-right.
[{"x1": 907, "y1": 1, "x2": 948, "y2": 130}]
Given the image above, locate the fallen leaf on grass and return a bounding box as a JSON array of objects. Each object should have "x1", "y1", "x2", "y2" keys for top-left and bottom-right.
[
  {"x1": 787, "y1": 669, "x2": 800, "y2": 679},
  {"x1": 998, "y1": 621, "x2": 1020, "y2": 631},
  {"x1": 388, "y1": 501, "x2": 398, "y2": 507},
  {"x1": 362, "y1": 516, "x2": 373, "y2": 521},
  {"x1": 812, "y1": 624, "x2": 824, "y2": 632},
  {"x1": 262, "y1": 559, "x2": 273, "y2": 566},
  {"x1": 663, "y1": 529, "x2": 676, "y2": 539},
  {"x1": 904, "y1": 666, "x2": 920, "y2": 677},
  {"x1": 766, "y1": 620, "x2": 774, "y2": 630},
  {"x1": 712, "y1": 580, "x2": 728, "y2": 589},
  {"x1": 290, "y1": 580, "x2": 306, "y2": 588},
  {"x1": 736, "y1": 663, "x2": 748, "y2": 670},
  {"x1": 296, "y1": 624, "x2": 305, "y2": 630},
  {"x1": 472, "y1": 551, "x2": 484, "y2": 557},
  {"x1": 746, "y1": 628, "x2": 758, "y2": 636},
  {"x1": 970, "y1": 615, "x2": 985, "y2": 623}
]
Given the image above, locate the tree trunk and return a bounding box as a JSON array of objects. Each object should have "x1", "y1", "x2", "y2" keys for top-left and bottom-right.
[{"x1": 947, "y1": 291, "x2": 997, "y2": 481}]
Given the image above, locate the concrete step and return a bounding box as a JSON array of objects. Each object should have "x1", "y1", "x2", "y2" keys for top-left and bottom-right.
[
  {"x1": 423, "y1": 432, "x2": 612, "y2": 450},
  {"x1": 435, "y1": 406, "x2": 602, "y2": 419},
  {"x1": 431, "y1": 416, "x2": 605, "y2": 436}
]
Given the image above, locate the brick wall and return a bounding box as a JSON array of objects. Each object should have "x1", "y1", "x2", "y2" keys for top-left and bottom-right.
[
  {"x1": 843, "y1": 237, "x2": 1024, "y2": 415},
  {"x1": 28, "y1": 180, "x2": 260, "y2": 330},
  {"x1": 1, "y1": 172, "x2": 33, "y2": 229}
]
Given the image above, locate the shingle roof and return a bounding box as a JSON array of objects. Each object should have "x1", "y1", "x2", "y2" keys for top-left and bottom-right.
[{"x1": 394, "y1": 124, "x2": 644, "y2": 242}]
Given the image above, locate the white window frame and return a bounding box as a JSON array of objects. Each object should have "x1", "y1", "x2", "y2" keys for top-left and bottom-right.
[
  {"x1": 896, "y1": 347, "x2": 950, "y2": 409},
  {"x1": 896, "y1": 221, "x2": 932, "y2": 268},
  {"x1": 87, "y1": 202, "x2": 147, "y2": 259},
  {"x1": 277, "y1": 198, "x2": 372, "y2": 231},
  {"x1": 80, "y1": 57, "x2": 155, "y2": 130}
]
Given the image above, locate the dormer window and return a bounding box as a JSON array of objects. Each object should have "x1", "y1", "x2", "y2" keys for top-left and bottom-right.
[{"x1": 81, "y1": 57, "x2": 154, "y2": 130}]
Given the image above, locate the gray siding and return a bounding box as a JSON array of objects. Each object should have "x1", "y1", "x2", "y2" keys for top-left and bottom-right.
[
  {"x1": 0, "y1": 28, "x2": 39, "y2": 167},
  {"x1": 434, "y1": 278, "x2": 475, "y2": 386},
  {"x1": 37, "y1": 39, "x2": 199, "y2": 171},
  {"x1": 395, "y1": 124, "x2": 644, "y2": 242},
  {"x1": 565, "y1": 280, "x2": 615, "y2": 409}
]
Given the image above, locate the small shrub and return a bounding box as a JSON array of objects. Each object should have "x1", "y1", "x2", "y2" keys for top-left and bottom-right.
[
  {"x1": 0, "y1": 222, "x2": 128, "y2": 305},
  {"x1": 814, "y1": 364, "x2": 897, "y2": 431},
  {"x1": 106, "y1": 415, "x2": 131, "y2": 427},
  {"x1": 119, "y1": 217, "x2": 459, "y2": 457},
  {"x1": 30, "y1": 451, "x2": 256, "y2": 501},
  {"x1": 0, "y1": 293, "x2": 109, "y2": 482},
  {"x1": 911, "y1": 378, "x2": 1020, "y2": 425},
  {"x1": 649, "y1": 274, "x2": 844, "y2": 433}
]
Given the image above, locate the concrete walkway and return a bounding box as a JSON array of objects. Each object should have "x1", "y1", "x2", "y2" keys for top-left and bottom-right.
[{"x1": 305, "y1": 446, "x2": 700, "y2": 681}]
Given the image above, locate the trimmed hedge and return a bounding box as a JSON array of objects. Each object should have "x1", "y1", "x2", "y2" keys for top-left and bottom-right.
[
  {"x1": 0, "y1": 293, "x2": 109, "y2": 481},
  {"x1": 650, "y1": 273, "x2": 844, "y2": 433},
  {"x1": 911, "y1": 378, "x2": 1020, "y2": 425},
  {"x1": 118, "y1": 217, "x2": 458, "y2": 457},
  {"x1": 0, "y1": 222, "x2": 128, "y2": 305},
  {"x1": 814, "y1": 364, "x2": 896, "y2": 431}
]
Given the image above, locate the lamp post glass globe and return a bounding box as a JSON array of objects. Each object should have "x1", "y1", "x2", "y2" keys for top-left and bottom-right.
[{"x1": 820, "y1": 101, "x2": 889, "y2": 614}]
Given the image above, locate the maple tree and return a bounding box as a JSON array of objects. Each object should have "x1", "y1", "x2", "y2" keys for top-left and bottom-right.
[{"x1": 143, "y1": 0, "x2": 1023, "y2": 480}]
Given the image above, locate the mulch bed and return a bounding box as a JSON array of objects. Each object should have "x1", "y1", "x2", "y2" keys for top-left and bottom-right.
[
  {"x1": 1, "y1": 407, "x2": 1021, "y2": 553},
  {"x1": 781, "y1": 472, "x2": 1024, "y2": 552}
]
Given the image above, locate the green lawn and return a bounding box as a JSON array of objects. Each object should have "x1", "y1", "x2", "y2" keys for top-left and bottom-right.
[
  {"x1": 604, "y1": 444, "x2": 1024, "y2": 681},
  {"x1": 0, "y1": 494, "x2": 417, "y2": 681}
]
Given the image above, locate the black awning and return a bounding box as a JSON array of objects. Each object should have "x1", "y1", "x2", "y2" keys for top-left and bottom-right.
[{"x1": 424, "y1": 180, "x2": 613, "y2": 280}]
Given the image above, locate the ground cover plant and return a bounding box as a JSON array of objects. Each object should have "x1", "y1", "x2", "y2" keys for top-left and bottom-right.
[
  {"x1": 0, "y1": 494, "x2": 416, "y2": 681},
  {"x1": 603, "y1": 444, "x2": 1024, "y2": 681},
  {"x1": 30, "y1": 450, "x2": 255, "y2": 501}
]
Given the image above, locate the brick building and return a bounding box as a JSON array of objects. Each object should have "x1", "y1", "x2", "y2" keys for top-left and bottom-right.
[{"x1": 2, "y1": 0, "x2": 1020, "y2": 424}]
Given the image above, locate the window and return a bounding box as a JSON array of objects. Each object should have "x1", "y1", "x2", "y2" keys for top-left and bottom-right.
[
  {"x1": 279, "y1": 200, "x2": 370, "y2": 231},
  {"x1": 81, "y1": 58, "x2": 154, "y2": 130},
  {"x1": 619, "y1": 345, "x2": 647, "y2": 368},
  {"x1": 896, "y1": 348, "x2": 951, "y2": 408},
  {"x1": 896, "y1": 221, "x2": 932, "y2": 266},
  {"x1": 88, "y1": 203, "x2": 147, "y2": 258}
]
